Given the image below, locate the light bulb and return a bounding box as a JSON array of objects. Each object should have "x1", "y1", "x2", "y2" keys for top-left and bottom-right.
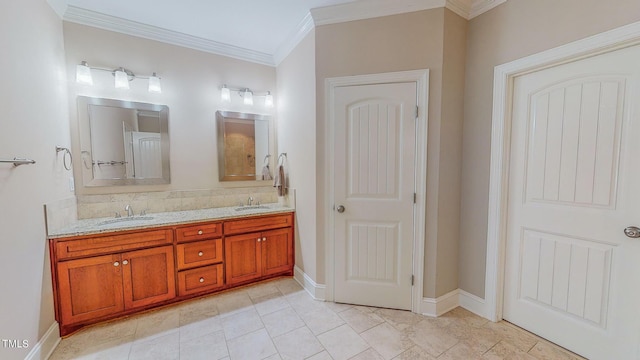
[
  {"x1": 243, "y1": 89, "x2": 253, "y2": 106},
  {"x1": 76, "y1": 61, "x2": 93, "y2": 85},
  {"x1": 114, "y1": 68, "x2": 130, "y2": 89},
  {"x1": 148, "y1": 73, "x2": 161, "y2": 93},
  {"x1": 221, "y1": 85, "x2": 231, "y2": 102},
  {"x1": 264, "y1": 92, "x2": 274, "y2": 108}
]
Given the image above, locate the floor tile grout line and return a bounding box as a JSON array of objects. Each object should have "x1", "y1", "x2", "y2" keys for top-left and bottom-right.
[{"x1": 49, "y1": 279, "x2": 582, "y2": 360}]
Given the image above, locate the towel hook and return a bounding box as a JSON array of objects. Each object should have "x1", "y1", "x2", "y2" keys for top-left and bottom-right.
[
  {"x1": 56, "y1": 146, "x2": 72, "y2": 171},
  {"x1": 277, "y1": 153, "x2": 287, "y2": 166}
]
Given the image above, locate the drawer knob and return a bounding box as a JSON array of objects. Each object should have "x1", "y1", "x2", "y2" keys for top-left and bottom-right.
[
  {"x1": 198, "y1": 251, "x2": 204, "y2": 257},
  {"x1": 197, "y1": 230, "x2": 203, "y2": 235},
  {"x1": 199, "y1": 277, "x2": 205, "y2": 283},
  {"x1": 122, "y1": 259, "x2": 129, "y2": 265},
  {"x1": 113, "y1": 261, "x2": 120, "y2": 267}
]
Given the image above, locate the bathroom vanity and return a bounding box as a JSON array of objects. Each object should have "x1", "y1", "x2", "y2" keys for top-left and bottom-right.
[{"x1": 48, "y1": 207, "x2": 294, "y2": 336}]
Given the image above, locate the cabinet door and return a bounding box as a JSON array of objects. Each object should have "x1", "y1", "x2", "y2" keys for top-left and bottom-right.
[
  {"x1": 262, "y1": 228, "x2": 293, "y2": 276},
  {"x1": 121, "y1": 246, "x2": 176, "y2": 309},
  {"x1": 225, "y1": 232, "x2": 262, "y2": 285},
  {"x1": 57, "y1": 254, "x2": 124, "y2": 324}
]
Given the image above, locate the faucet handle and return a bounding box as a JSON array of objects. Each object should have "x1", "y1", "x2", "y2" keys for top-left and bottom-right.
[
  {"x1": 140, "y1": 209, "x2": 149, "y2": 216},
  {"x1": 115, "y1": 211, "x2": 121, "y2": 218}
]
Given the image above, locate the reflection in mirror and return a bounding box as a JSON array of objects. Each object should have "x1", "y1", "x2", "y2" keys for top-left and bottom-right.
[
  {"x1": 77, "y1": 96, "x2": 170, "y2": 187},
  {"x1": 216, "y1": 111, "x2": 270, "y2": 181}
]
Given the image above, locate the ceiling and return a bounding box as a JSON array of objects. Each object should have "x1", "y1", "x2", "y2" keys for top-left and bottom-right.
[
  {"x1": 64, "y1": 0, "x2": 357, "y2": 63},
  {"x1": 58, "y1": 0, "x2": 505, "y2": 66}
]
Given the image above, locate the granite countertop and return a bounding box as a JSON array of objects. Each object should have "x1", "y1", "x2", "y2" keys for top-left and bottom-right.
[{"x1": 48, "y1": 203, "x2": 295, "y2": 239}]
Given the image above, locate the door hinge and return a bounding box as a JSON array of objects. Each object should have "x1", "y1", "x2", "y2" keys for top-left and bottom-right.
[
  {"x1": 415, "y1": 106, "x2": 419, "y2": 118},
  {"x1": 411, "y1": 275, "x2": 415, "y2": 286},
  {"x1": 413, "y1": 193, "x2": 417, "y2": 204}
]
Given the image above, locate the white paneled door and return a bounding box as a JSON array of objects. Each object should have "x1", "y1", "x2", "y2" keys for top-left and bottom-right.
[
  {"x1": 333, "y1": 82, "x2": 417, "y2": 310},
  {"x1": 132, "y1": 131, "x2": 162, "y2": 179},
  {"x1": 504, "y1": 45, "x2": 640, "y2": 359}
]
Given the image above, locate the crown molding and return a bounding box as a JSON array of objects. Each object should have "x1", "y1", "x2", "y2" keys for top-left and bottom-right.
[
  {"x1": 63, "y1": 6, "x2": 275, "y2": 66},
  {"x1": 470, "y1": 0, "x2": 507, "y2": 18},
  {"x1": 446, "y1": 0, "x2": 472, "y2": 19},
  {"x1": 62, "y1": 0, "x2": 508, "y2": 69},
  {"x1": 311, "y1": 0, "x2": 448, "y2": 26},
  {"x1": 273, "y1": 12, "x2": 315, "y2": 66},
  {"x1": 46, "y1": 0, "x2": 67, "y2": 19}
]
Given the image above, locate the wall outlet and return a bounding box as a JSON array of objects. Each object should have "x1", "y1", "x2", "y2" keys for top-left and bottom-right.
[{"x1": 68, "y1": 177, "x2": 75, "y2": 192}]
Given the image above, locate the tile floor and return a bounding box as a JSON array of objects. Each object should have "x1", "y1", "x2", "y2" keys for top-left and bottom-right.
[{"x1": 49, "y1": 277, "x2": 584, "y2": 360}]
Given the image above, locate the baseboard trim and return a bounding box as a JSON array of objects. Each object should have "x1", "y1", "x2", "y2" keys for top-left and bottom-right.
[
  {"x1": 421, "y1": 289, "x2": 460, "y2": 317},
  {"x1": 25, "y1": 322, "x2": 60, "y2": 360},
  {"x1": 293, "y1": 265, "x2": 326, "y2": 301},
  {"x1": 458, "y1": 289, "x2": 488, "y2": 319},
  {"x1": 289, "y1": 273, "x2": 490, "y2": 321}
]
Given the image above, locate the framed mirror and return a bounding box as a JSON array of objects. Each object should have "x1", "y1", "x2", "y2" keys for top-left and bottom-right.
[
  {"x1": 216, "y1": 111, "x2": 271, "y2": 181},
  {"x1": 77, "y1": 96, "x2": 170, "y2": 187}
]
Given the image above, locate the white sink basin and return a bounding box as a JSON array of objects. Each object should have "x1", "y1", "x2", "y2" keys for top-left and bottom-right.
[
  {"x1": 234, "y1": 205, "x2": 270, "y2": 211},
  {"x1": 98, "y1": 216, "x2": 155, "y2": 227}
]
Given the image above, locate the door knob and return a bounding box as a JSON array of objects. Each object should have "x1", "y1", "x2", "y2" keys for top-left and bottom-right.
[
  {"x1": 624, "y1": 226, "x2": 640, "y2": 238},
  {"x1": 336, "y1": 205, "x2": 345, "y2": 213}
]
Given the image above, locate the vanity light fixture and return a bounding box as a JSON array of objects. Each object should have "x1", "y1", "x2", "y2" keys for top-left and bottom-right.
[
  {"x1": 220, "y1": 84, "x2": 273, "y2": 107},
  {"x1": 114, "y1": 68, "x2": 130, "y2": 89},
  {"x1": 243, "y1": 88, "x2": 254, "y2": 106},
  {"x1": 264, "y1": 92, "x2": 274, "y2": 108},
  {"x1": 75, "y1": 61, "x2": 162, "y2": 93},
  {"x1": 76, "y1": 61, "x2": 93, "y2": 85},
  {"x1": 148, "y1": 73, "x2": 162, "y2": 93},
  {"x1": 221, "y1": 85, "x2": 231, "y2": 102}
]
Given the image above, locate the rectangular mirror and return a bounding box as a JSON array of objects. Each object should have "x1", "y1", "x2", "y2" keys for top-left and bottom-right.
[
  {"x1": 77, "y1": 96, "x2": 170, "y2": 187},
  {"x1": 216, "y1": 111, "x2": 271, "y2": 181}
]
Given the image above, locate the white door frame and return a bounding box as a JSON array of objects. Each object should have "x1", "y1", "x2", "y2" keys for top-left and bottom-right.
[
  {"x1": 325, "y1": 69, "x2": 429, "y2": 313},
  {"x1": 485, "y1": 21, "x2": 640, "y2": 322}
]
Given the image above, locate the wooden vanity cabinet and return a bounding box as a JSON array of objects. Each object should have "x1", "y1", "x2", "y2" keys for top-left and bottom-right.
[
  {"x1": 121, "y1": 246, "x2": 176, "y2": 309},
  {"x1": 175, "y1": 221, "x2": 225, "y2": 296},
  {"x1": 224, "y1": 213, "x2": 294, "y2": 286},
  {"x1": 50, "y1": 211, "x2": 294, "y2": 336},
  {"x1": 52, "y1": 229, "x2": 175, "y2": 335},
  {"x1": 56, "y1": 245, "x2": 175, "y2": 326},
  {"x1": 56, "y1": 254, "x2": 125, "y2": 324}
]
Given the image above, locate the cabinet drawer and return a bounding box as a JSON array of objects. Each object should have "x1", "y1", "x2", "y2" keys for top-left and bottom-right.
[
  {"x1": 177, "y1": 264, "x2": 224, "y2": 296},
  {"x1": 223, "y1": 213, "x2": 293, "y2": 235},
  {"x1": 176, "y1": 222, "x2": 222, "y2": 243},
  {"x1": 176, "y1": 239, "x2": 223, "y2": 270},
  {"x1": 55, "y1": 229, "x2": 173, "y2": 260}
]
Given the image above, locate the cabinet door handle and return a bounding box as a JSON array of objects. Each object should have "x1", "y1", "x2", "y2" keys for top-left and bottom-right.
[
  {"x1": 262, "y1": 237, "x2": 267, "y2": 242},
  {"x1": 257, "y1": 238, "x2": 261, "y2": 242},
  {"x1": 122, "y1": 260, "x2": 129, "y2": 265},
  {"x1": 199, "y1": 277, "x2": 205, "y2": 283},
  {"x1": 198, "y1": 251, "x2": 204, "y2": 257},
  {"x1": 113, "y1": 261, "x2": 120, "y2": 267},
  {"x1": 197, "y1": 230, "x2": 203, "y2": 235}
]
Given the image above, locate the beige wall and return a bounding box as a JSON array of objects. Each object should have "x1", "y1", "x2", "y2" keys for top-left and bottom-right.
[
  {"x1": 276, "y1": 31, "x2": 318, "y2": 279},
  {"x1": 460, "y1": 0, "x2": 640, "y2": 298},
  {"x1": 315, "y1": 8, "x2": 466, "y2": 298},
  {"x1": 0, "y1": 1, "x2": 71, "y2": 359},
  {"x1": 63, "y1": 22, "x2": 278, "y2": 195},
  {"x1": 436, "y1": 10, "x2": 467, "y2": 296}
]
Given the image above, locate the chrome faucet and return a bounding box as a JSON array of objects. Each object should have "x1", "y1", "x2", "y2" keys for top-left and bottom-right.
[
  {"x1": 247, "y1": 196, "x2": 254, "y2": 206},
  {"x1": 125, "y1": 205, "x2": 134, "y2": 217}
]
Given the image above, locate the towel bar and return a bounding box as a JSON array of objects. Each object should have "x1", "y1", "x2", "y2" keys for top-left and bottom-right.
[{"x1": 0, "y1": 158, "x2": 36, "y2": 166}]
